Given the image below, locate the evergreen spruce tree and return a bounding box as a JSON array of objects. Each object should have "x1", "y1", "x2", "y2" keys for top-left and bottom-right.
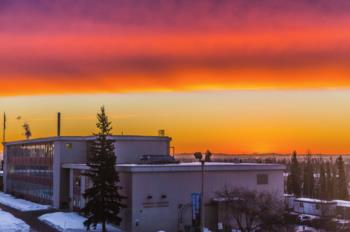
[
  {"x1": 336, "y1": 155, "x2": 348, "y2": 200},
  {"x1": 319, "y1": 162, "x2": 327, "y2": 200},
  {"x1": 325, "y1": 162, "x2": 333, "y2": 200},
  {"x1": 286, "y1": 173, "x2": 293, "y2": 194},
  {"x1": 83, "y1": 106, "x2": 126, "y2": 232},
  {"x1": 287, "y1": 151, "x2": 301, "y2": 196},
  {"x1": 303, "y1": 154, "x2": 315, "y2": 197},
  {"x1": 331, "y1": 163, "x2": 338, "y2": 199}
]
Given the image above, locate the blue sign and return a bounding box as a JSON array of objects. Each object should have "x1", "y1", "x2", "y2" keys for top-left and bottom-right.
[{"x1": 191, "y1": 193, "x2": 201, "y2": 226}]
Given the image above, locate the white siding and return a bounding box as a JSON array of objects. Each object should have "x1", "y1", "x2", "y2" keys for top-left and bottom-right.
[
  {"x1": 115, "y1": 140, "x2": 170, "y2": 164},
  {"x1": 128, "y1": 169, "x2": 284, "y2": 232}
]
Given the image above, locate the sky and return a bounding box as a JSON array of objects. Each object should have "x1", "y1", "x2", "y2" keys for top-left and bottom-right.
[{"x1": 1, "y1": 0, "x2": 350, "y2": 154}]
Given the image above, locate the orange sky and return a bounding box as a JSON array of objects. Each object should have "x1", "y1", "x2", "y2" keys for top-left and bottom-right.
[
  {"x1": 2, "y1": 91, "x2": 350, "y2": 154},
  {"x1": 1, "y1": 0, "x2": 350, "y2": 154}
]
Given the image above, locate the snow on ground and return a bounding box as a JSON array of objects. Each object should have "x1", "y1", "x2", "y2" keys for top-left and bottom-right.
[
  {"x1": 0, "y1": 209, "x2": 30, "y2": 232},
  {"x1": 39, "y1": 212, "x2": 123, "y2": 232},
  {"x1": 0, "y1": 192, "x2": 50, "y2": 212}
]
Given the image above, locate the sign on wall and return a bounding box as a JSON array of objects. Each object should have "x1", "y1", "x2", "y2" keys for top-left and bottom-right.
[{"x1": 191, "y1": 193, "x2": 201, "y2": 226}]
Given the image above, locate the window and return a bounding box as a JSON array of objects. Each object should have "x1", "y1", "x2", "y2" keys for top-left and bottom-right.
[
  {"x1": 66, "y1": 143, "x2": 73, "y2": 149},
  {"x1": 300, "y1": 202, "x2": 304, "y2": 208},
  {"x1": 257, "y1": 174, "x2": 268, "y2": 185},
  {"x1": 7, "y1": 143, "x2": 54, "y2": 204}
]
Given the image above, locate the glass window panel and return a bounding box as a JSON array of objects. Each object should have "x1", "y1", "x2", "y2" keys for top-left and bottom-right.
[{"x1": 7, "y1": 142, "x2": 54, "y2": 205}]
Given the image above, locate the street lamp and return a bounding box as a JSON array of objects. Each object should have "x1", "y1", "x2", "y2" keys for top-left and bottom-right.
[{"x1": 194, "y1": 150, "x2": 212, "y2": 232}]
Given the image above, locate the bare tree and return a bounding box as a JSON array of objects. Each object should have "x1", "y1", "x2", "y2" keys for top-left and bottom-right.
[
  {"x1": 216, "y1": 188, "x2": 288, "y2": 232},
  {"x1": 22, "y1": 122, "x2": 31, "y2": 139}
]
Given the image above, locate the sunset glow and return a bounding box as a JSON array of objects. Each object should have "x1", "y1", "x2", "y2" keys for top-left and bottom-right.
[{"x1": 1, "y1": 0, "x2": 350, "y2": 153}]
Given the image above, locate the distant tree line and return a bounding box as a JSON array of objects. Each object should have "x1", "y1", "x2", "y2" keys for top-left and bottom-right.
[{"x1": 286, "y1": 151, "x2": 348, "y2": 200}]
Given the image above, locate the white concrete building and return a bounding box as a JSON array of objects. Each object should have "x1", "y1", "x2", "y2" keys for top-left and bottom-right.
[
  {"x1": 3, "y1": 135, "x2": 285, "y2": 232},
  {"x1": 284, "y1": 194, "x2": 296, "y2": 210},
  {"x1": 3, "y1": 135, "x2": 171, "y2": 209},
  {"x1": 293, "y1": 198, "x2": 336, "y2": 217},
  {"x1": 64, "y1": 162, "x2": 285, "y2": 232},
  {"x1": 332, "y1": 200, "x2": 350, "y2": 219}
]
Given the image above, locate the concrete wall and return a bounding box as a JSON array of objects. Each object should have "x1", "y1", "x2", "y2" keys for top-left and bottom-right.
[
  {"x1": 32, "y1": 137, "x2": 170, "y2": 208},
  {"x1": 118, "y1": 172, "x2": 133, "y2": 231},
  {"x1": 127, "y1": 169, "x2": 284, "y2": 232},
  {"x1": 285, "y1": 195, "x2": 296, "y2": 210},
  {"x1": 53, "y1": 141, "x2": 87, "y2": 208},
  {"x1": 66, "y1": 168, "x2": 133, "y2": 230},
  {"x1": 3, "y1": 145, "x2": 7, "y2": 192},
  {"x1": 115, "y1": 140, "x2": 170, "y2": 164}
]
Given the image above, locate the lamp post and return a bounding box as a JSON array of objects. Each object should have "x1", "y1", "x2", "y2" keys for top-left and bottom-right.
[
  {"x1": 200, "y1": 158, "x2": 205, "y2": 232},
  {"x1": 194, "y1": 150, "x2": 212, "y2": 232}
]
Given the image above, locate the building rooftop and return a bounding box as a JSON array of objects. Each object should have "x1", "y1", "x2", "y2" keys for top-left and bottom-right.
[
  {"x1": 295, "y1": 198, "x2": 336, "y2": 204},
  {"x1": 332, "y1": 200, "x2": 350, "y2": 208},
  {"x1": 3, "y1": 135, "x2": 171, "y2": 145},
  {"x1": 63, "y1": 162, "x2": 285, "y2": 173}
]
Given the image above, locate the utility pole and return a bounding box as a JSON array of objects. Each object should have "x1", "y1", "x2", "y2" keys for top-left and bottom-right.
[
  {"x1": 194, "y1": 151, "x2": 212, "y2": 232},
  {"x1": 201, "y1": 160, "x2": 205, "y2": 232},
  {"x1": 57, "y1": 112, "x2": 61, "y2": 136},
  {"x1": 2, "y1": 112, "x2": 6, "y2": 143},
  {"x1": 170, "y1": 146, "x2": 175, "y2": 158}
]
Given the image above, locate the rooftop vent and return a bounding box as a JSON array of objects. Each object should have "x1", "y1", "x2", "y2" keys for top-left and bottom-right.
[
  {"x1": 158, "y1": 129, "x2": 165, "y2": 136},
  {"x1": 139, "y1": 155, "x2": 179, "y2": 164}
]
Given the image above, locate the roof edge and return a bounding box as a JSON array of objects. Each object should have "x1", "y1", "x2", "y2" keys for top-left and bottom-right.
[{"x1": 3, "y1": 135, "x2": 172, "y2": 145}]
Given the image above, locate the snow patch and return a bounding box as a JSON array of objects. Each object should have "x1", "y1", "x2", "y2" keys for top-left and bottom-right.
[
  {"x1": 39, "y1": 212, "x2": 122, "y2": 232},
  {"x1": 0, "y1": 209, "x2": 30, "y2": 232},
  {"x1": 0, "y1": 192, "x2": 50, "y2": 212}
]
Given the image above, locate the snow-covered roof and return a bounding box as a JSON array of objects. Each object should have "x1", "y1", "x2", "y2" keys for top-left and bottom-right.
[
  {"x1": 4, "y1": 135, "x2": 171, "y2": 145},
  {"x1": 297, "y1": 214, "x2": 320, "y2": 220},
  {"x1": 295, "y1": 198, "x2": 335, "y2": 204},
  {"x1": 333, "y1": 200, "x2": 350, "y2": 208},
  {"x1": 63, "y1": 162, "x2": 285, "y2": 173}
]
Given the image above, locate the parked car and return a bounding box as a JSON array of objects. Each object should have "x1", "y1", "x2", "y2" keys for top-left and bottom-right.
[
  {"x1": 298, "y1": 215, "x2": 312, "y2": 223},
  {"x1": 333, "y1": 218, "x2": 350, "y2": 231},
  {"x1": 295, "y1": 225, "x2": 318, "y2": 232},
  {"x1": 297, "y1": 214, "x2": 319, "y2": 226}
]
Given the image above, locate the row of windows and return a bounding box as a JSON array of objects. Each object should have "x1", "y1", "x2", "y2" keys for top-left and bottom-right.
[
  {"x1": 7, "y1": 143, "x2": 54, "y2": 158},
  {"x1": 8, "y1": 169, "x2": 53, "y2": 179},
  {"x1": 7, "y1": 143, "x2": 54, "y2": 204},
  {"x1": 298, "y1": 202, "x2": 322, "y2": 210}
]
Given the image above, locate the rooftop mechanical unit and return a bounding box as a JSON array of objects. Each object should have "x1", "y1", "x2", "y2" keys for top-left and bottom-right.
[{"x1": 139, "y1": 154, "x2": 179, "y2": 164}]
